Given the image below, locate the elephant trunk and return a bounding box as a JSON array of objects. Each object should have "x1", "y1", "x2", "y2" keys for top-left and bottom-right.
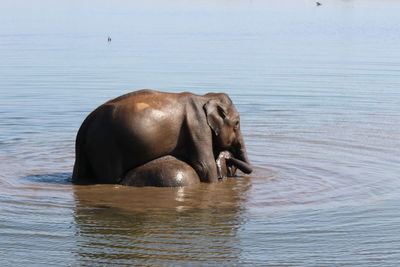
[
  {"x1": 233, "y1": 133, "x2": 252, "y2": 174},
  {"x1": 229, "y1": 157, "x2": 253, "y2": 174}
]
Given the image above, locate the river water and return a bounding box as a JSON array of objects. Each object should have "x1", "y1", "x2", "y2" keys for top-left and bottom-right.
[{"x1": 1, "y1": 0, "x2": 400, "y2": 266}]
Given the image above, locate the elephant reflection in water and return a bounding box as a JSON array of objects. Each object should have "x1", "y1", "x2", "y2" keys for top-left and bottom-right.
[
  {"x1": 71, "y1": 174, "x2": 251, "y2": 265},
  {"x1": 72, "y1": 90, "x2": 252, "y2": 186}
]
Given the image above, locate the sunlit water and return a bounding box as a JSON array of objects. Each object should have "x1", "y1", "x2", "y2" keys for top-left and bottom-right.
[{"x1": 1, "y1": 0, "x2": 400, "y2": 265}]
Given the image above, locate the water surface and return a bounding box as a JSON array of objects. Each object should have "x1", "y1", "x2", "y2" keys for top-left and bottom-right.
[{"x1": 1, "y1": 0, "x2": 400, "y2": 265}]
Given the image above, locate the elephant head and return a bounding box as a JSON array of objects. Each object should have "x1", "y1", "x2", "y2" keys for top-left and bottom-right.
[{"x1": 204, "y1": 93, "x2": 252, "y2": 175}]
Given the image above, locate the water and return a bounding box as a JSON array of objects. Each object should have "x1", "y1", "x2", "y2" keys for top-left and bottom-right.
[{"x1": 1, "y1": 0, "x2": 400, "y2": 265}]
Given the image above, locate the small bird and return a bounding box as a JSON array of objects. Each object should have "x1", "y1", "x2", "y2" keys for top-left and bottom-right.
[
  {"x1": 107, "y1": 36, "x2": 112, "y2": 42},
  {"x1": 316, "y1": 1, "x2": 322, "y2": 6}
]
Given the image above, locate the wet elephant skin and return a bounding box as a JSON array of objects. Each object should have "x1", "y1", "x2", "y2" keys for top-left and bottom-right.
[
  {"x1": 72, "y1": 89, "x2": 252, "y2": 185},
  {"x1": 121, "y1": 156, "x2": 200, "y2": 187}
]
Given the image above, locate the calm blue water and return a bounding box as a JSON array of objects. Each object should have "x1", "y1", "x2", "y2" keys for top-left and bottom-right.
[{"x1": 1, "y1": 0, "x2": 400, "y2": 266}]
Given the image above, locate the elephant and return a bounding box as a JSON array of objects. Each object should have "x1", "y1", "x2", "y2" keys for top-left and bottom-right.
[
  {"x1": 72, "y1": 89, "x2": 252, "y2": 185},
  {"x1": 121, "y1": 151, "x2": 253, "y2": 187}
]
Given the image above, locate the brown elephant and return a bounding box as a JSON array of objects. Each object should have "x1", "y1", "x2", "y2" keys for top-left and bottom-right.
[
  {"x1": 121, "y1": 151, "x2": 253, "y2": 187},
  {"x1": 72, "y1": 89, "x2": 252, "y2": 184}
]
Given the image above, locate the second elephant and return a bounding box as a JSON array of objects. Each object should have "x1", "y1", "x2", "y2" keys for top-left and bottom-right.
[{"x1": 121, "y1": 151, "x2": 253, "y2": 187}]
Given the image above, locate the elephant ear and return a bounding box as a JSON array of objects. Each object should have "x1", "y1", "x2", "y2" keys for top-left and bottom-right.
[{"x1": 204, "y1": 99, "x2": 228, "y2": 136}]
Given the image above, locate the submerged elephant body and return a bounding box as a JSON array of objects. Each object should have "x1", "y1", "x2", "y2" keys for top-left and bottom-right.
[
  {"x1": 121, "y1": 151, "x2": 252, "y2": 187},
  {"x1": 72, "y1": 90, "x2": 252, "y2": 185},
  {"x1": 121, "y1": 156, "x2": 200, "y2": 187}
]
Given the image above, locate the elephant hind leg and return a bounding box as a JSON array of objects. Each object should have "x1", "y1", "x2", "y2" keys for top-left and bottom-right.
[
  {"x1": 120, "y1": 156, "x2": 200, "y2": 187},
  {"x1": 72, "y1": 151, "x2": 96, "y2": 185}
]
